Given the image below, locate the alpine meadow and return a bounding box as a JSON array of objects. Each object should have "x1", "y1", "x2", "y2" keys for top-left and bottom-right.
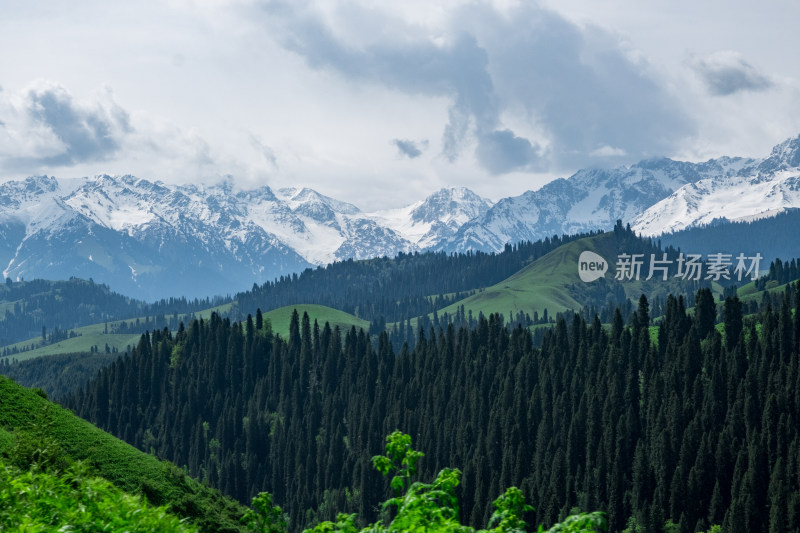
[{"x1": 2, "y1": 1, "x2": 800, "y2": 532}]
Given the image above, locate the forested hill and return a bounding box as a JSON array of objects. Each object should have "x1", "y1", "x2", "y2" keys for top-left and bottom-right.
[
  {"x1": 0, "y1": 226, "x2": 641, "y2": 351},
  {"x1": 65, "y1": 283, "x2": 800, "y2": 532},
  {"x1": 234, "y1": 231, "x2": 603, "y2": 323},
  {"x1": 0, "y1": 277, "x2": 227, "y2": 346}
]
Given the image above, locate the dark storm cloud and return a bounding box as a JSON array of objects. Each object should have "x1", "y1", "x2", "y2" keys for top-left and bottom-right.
[
  {"x1": 24, "y1": 82, "x2": 131, "y2": 166},
  {"x1": 259, "y1": 1, "x2": 693, "y2": 173},
  {"x1": 464, "y1": 5, "x2": 694, "y2": 168},
  {"x1": 392, "y1": 139, "x2": 428, "y2": 159},
  {"x1": 475, "y1": 130, "x2": 540, "y2": 174},
  {"x1": 690, "y1": 51, "x2": 773, "y2": 96}
]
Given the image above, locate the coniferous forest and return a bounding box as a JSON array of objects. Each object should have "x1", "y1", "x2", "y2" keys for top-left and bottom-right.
[{"x1": 64, "y1": 282, "x2": 800, "y2": 532}]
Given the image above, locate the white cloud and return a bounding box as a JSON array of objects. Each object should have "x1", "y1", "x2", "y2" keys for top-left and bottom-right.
[
  {"x1": 590, "y1": 145, "x2": 627, "y2": 157},
  {"x1": 0, "y1": 81, "x2": 227, "y2": 184},
  {"x1": 0, "y1": 0, "x2": 799, "y2": 209}
]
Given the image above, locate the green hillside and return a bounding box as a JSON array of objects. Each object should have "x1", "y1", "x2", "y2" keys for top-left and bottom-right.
[
  {"x1": 0, "y1": 374, "x2": 248, "y2": 532},
  {"x1": 263, "y1": 304, "x2": 369, "y2": 337},
  {"x1": 5, "y1": 330, "x2": 142, "y2": 362},
  {"x1": 738, "y1": 279, "x2": 796, "y2": 303},
  {"x1": 434, "y1": 236, "x2": 590, "y2": 320},
  {"x1": 435, "y1": 230, "x2": 726, "y2": 323},
  {"x1": 0, "y1": 455, "x2": 197, "y2": 531},
  {"x1": 436, "y1": 232, "x2": 617, "y2": 319}
]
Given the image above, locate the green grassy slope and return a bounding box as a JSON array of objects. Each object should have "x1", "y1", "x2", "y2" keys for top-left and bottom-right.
[
  {"x1": 433, "y1": 235, "x2": 598, "y2": 320},
  {"x1": 263, "y1": 304, "x2": 370, "y2": 337},
  {"x1": 434, "y1": 232, "x2": 729, "y2": 322},
  {"x1": 6, "y1": 330, "x2": 142, "y2": 362},
  {"x1": 434, "y1": 232, "x2": 621, "y2": 319},
  {"x1": 738, "y1": 280, "x2": 796, "y2": 304},
  {"x1": 2, "y1": 302, "x2": 235, "y2": 362},
  {"x1": 0, "y1": 375, "x2": 247, "y2": 532}
]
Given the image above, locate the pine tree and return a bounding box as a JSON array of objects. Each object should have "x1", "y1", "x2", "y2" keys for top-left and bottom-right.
[{"x1": 695, "y1": 288, "x2": 716, "y2": 340}]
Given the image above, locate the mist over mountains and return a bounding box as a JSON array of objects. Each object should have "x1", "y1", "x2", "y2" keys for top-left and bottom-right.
[{"x1": 1, "y1": 134, "x2": 799, "y2": 300}]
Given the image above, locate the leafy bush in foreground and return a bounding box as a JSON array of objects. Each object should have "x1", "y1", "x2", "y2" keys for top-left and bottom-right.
[{"x1": 246, "y1": 431, "x2": 606, "y2": 533}]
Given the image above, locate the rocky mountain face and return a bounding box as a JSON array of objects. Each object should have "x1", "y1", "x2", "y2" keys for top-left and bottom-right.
[{"x1": 2, "y1": 135, "x2": 799, "y2": 300}]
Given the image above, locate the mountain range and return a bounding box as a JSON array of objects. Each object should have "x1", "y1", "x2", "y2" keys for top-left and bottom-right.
[{"x1": 1, "y1": 134, "x2": 799, "y2": 300}]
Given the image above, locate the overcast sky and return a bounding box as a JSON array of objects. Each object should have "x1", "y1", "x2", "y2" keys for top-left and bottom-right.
[{"x1": 1, "y1": 0, "x2": 798, "y2": 209}]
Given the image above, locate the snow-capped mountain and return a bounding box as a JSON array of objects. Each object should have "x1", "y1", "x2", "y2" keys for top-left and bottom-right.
[
  {"x1": 2, "y1": 134, "x2": 800, "y2": 300},
  {"x1": 632, "y1": 135, "x2": 800, "y2": 236},
  {"x1": 0, "y1": 177, "x2": 492, "y2": 299},
  {"x1": 442, "y1": 156, "x2": 752, "y2": 252},
  {"x1": 0, "y1": 175, "x2": 315, "y2": 301}
]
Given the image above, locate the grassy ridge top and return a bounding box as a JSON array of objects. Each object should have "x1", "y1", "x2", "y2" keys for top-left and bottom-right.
[
  {"x1": 436, "y1": 233, "x2": 616, "y2": 319},
  {"x1": 263, "y1": 304, "x2": 370, "y2": 337},
  {"x1": 0, "y1": 375, "x2": 247, "y2": 532}
]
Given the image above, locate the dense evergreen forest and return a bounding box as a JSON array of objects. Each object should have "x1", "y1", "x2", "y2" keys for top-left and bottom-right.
[{"x1": 65, "y1": 280, "x2": 800, "y2": 532}]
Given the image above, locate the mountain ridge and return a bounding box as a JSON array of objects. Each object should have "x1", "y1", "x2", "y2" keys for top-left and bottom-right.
[{"x1": 2, "y1": 134, "x2": 800, "y2": 300}]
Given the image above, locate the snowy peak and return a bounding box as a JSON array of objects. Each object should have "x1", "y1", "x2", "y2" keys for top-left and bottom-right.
[
  {"x1": 0, "y1": 175, "x2": 81, "y2": 237},
  {"x1": 409, "y1": 187, "x2": 493, "y2": 225},
  {"x1": 759, "y1": 134, "x2": 800, "y2": 173},
  {"x1": 282, "y1": 187, "x2": 361, "y2": 216},
  {"x1": 0, "y1": 175, "x2": 60, "y2": 208},
  {"x1": 444, "y1": 157, "x2": 721, "y2": 253},
  {"x1": 632, "y1": 135, "x2": 800, "y2": 236},
  {"x1": 369, "y1": 187, "x2": 492, "y2": 249},
  {"x1": 443, "y1": 149, "x2": 773, "y2": 253}
]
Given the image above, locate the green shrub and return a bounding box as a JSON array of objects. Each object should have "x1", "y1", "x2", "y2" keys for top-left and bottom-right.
[{"x1": 292, "y1": 431, "x2": 606, "y2": 533}]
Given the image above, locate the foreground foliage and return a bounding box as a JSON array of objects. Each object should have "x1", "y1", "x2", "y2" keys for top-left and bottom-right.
[
  {"x1": 261, "y1": 431, "x2": 605, "y2": 533},
  {"x1": 0, "y1": 374, "x2": 249, "y2": 532},
  {"x1": 0, "y1": 458, "x2": 196, "y2": 532}
]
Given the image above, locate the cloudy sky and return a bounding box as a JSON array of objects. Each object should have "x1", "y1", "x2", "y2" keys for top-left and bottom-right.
[{"x1": 1, "y1": 0, "x2": 798, "y2": 209}]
